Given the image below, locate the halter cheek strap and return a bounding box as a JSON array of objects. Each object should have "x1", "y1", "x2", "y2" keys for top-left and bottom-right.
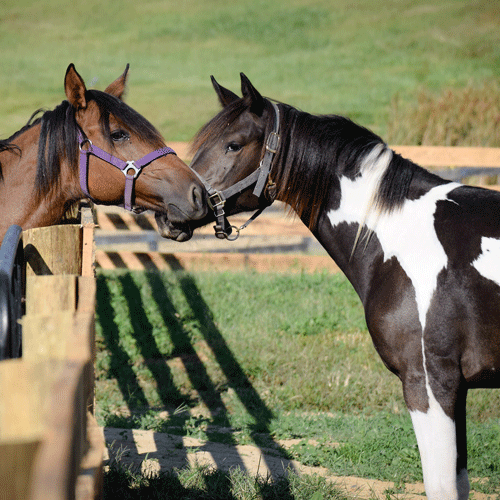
[
  {"x1": 193, "y1": 101, "x2": 280, "y2": 240},
  {"x1": 77, "y1": 130, "x2": 176, "y2": 211}
]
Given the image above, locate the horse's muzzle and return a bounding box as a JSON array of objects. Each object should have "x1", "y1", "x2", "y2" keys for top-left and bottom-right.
[{"x1": 155, "y1": 213, "x2": 194, "y2": 242}]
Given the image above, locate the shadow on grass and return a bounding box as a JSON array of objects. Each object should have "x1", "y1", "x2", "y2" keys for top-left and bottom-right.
[
  {"x1": 103, "y1": 460, "x2": 342, "y2": 500},
  {"x1": 96, "y1": 261, "x2": 295, "y2": 496},
  {"x1": 96, "y1": 278, "x2": 149, "y2": 408},
  {"x1": 166, "y1": 255, "x2": 295, "y2": 478}
]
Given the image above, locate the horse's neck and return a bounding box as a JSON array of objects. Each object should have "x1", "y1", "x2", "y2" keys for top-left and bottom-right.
[
  {"x1": 304, "y1": 160, "x2": 458, "y2": 305},
  {"x1": 0, "y1": 127, "x2": 71, "y2": 239}
]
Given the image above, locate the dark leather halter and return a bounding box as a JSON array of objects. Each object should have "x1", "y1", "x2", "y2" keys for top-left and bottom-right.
[
  {"x1": 77, "y1": 130, "x2": 176, "y2": 211},
  {"x1": 195, "y1": 101, "x2": 281, "y2": 240}
]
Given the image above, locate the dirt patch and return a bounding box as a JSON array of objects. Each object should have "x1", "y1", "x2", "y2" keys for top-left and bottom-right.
[{"x1": 100, "y1": 427, "x2": 494, "y2": 500}]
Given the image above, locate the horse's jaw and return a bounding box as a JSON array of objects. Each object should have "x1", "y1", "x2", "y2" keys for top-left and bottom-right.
[{"x1": 155, "y1": 213, "x2": 194, "y2": 242}]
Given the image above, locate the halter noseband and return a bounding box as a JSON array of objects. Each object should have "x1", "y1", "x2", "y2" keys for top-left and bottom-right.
[
  {"x1": 77, "y1": 130, "x2": 176, "y2": 211},
  {"x1": 196, "y1": 101, "x2": 281, "y2": 240}
]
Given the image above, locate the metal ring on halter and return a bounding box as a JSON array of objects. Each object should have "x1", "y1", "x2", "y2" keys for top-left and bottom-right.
[
  {"x1": 79, "y1": 138, "x2": 92, "y2": 151},
  {"x1": 225, "y1": 225, "x2": 240, "y2": 241},
  {"x1": 123, "y1": 160, "x2": 141, "y2": 179}
]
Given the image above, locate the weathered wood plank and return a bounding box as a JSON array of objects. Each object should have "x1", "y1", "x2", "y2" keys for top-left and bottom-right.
[
  {"x1": 81, "y1": 205, "x2": 96, "y2": 278},
  {"x1": 76, "y1": 413, "x2": 105, "y2": 500},
  {"x1": 29, "y1": 361, "x2": 87, "y2": 500},
  {"x1": 25, "y1": 275, "x2": 78, "y2": 316},
  {"x1": 0, "y1": 359, "x2": 66, "y2": 441},
  {"x1": 392, "y1": 145, "x2": 500, "y2": 168},
  {"x1": 23, "y1": 225, "x2": 83, "y2": 276}
]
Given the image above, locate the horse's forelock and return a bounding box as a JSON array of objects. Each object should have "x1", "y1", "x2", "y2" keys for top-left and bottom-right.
[
  {"x1": 88, "y1": 90, "x2": 164, "y2": 150},
  {"x1": 190, "y1": 98, "x2": 251, "y2": 156}
]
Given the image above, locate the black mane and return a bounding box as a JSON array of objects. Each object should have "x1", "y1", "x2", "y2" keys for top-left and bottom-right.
[
  {"x1": 0, "y1": 90, "x2": 165, "y2": 197},
  {"x1": 273, "y1": 102, "x2": 385, "y2": 227},
  {"x1": 192, "y1": 96, "x2": 432, "y2": 229}
]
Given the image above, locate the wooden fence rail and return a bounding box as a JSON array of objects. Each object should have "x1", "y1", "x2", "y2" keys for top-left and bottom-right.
[
  {"x1": 93, "y1": 144, "x2": 500, "y2": 273},
  {"x1": 0, "y1": 204, "x2": 102, "y2": 500}
]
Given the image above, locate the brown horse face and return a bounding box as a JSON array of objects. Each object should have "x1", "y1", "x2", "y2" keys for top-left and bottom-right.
[{"x1": 65, "y1": 65, "x2": 207, "y2": 223}]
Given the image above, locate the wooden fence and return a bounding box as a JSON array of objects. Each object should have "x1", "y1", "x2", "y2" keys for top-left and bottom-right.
[
  {"x1": 0, "y1": 204, "x2": 103, "y2": 500},
  {"x1": 94, "y1": 144, "x2": 500, "y2": 273}
]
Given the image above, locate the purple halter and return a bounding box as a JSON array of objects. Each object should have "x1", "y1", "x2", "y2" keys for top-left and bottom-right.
[{"x1": 77, "y1": 130, "x2": 176, "y2": 211}]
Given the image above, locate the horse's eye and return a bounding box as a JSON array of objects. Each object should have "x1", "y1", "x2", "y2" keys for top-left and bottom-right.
[
  {"x1": 226, "y1": 142, "x2": 242, "y2": 154},
  {"x1": 111, "y1": 129, "x2": 129, "y2": 142}
]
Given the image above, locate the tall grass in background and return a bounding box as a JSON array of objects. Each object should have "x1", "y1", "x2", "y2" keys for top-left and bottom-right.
[{"x1": 387, "y1": 79, "x2": 500, "y2": 146}]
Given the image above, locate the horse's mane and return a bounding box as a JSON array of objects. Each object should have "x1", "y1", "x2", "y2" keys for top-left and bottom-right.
[
  {"x1": 0, "y1": 90, "x2": 165, "y2": 197},
  {"x1": 191, "y1": 97, "x2": 426, "y2": 230}
]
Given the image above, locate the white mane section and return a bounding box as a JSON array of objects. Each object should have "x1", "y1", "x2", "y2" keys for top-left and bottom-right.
[
  {"x1": 350, "y1": 144, "x2": 393, "y2": 253},
  {"x1": 328, "y1": 143, "x2": 461, "y2": 331}
]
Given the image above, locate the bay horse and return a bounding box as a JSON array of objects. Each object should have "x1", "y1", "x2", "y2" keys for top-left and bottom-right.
[
  {"x1": 161, "y1": 73, "x2": 500, "y2": 500},
  {"x1": 0, "y1": 64, "x2": 207, "y2": 241}
]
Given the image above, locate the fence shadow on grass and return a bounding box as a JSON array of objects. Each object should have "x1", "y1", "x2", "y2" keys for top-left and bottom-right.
[
  {"x1": 96, "y1": 262, "x2": 296, "y2": 495},
  {"x1": 96, "y1": 277, "x2": 150, "y2": 409}
]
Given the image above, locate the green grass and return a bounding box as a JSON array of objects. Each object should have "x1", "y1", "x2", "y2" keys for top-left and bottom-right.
[
  {"x1": 1, "y1": 0, "x2": 499, "y2": 142},
  {"x1": 95, "y1": 269, "x2": 500, "y2": 497},
  {"x1": 104, "y1": 459, "x2": 347, "y2": 500}
]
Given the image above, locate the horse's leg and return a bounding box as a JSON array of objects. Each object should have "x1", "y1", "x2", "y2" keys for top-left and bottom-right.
[
  {"x1": 455, "y1": 385, "x2": 470, "y2": 500},
  {"x1": 404, "y1": 371, "x2": 469, "y2": 500}
]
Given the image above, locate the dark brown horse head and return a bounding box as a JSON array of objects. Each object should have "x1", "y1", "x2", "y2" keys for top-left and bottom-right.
[
  {"x1": 157, "y1": 73, "x2": 276, "y2": 241},
  {"x1": 0, "y1": 64, "x2": 207, "y2": 240}
]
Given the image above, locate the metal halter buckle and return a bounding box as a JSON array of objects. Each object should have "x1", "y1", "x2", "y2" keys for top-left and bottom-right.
[
  {"x1": 208, "y1": 191, "x2": 225, "y2": 210},
  {"x1": 79, "y1": 138, "x2": 92, "y2": 151},
  {"x1": 225, "y1": 225, "x2": 240, "y2": 241},
  {"x1": 265, "y1": 131, "x2": 280, "y2": 154}
]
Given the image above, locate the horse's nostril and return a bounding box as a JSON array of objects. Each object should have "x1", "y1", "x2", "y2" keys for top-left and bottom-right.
[{"x1": 191, "y1": 184, "x2": 206, "y2": 215}]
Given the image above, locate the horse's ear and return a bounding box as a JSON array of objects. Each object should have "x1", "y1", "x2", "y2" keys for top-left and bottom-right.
[
  {"x1": 65, "y1": 64, "x2": 87, "y2": 110},
  {"x1": 240, "y1": 73, "x2": 265, "y2": 116},
  {"x1": 211, "y1": 76, "x2": 239, "y2": 107},
  {"x1": 105, "y1": 64, "x2": 129, "y2": 100}
]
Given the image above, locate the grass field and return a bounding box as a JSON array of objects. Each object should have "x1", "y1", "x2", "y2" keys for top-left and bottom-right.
[
  {"x1": 95, "y1": 269, "x2": 500, "y2": 498},
  {"x1": 1, "y1": 0, "x2": 499, "y2": 142}
]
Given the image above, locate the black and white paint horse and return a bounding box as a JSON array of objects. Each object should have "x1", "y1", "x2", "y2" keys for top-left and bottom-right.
[{"x1": 159, "y1": 73, "x2": 500, "y2": 500}]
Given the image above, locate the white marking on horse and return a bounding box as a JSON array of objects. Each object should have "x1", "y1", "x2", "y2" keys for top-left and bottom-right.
[
  {"x1": 473, "y1": 237, "x2": 500, "y2": 286},
  {"x1": 412, "y1": 335, "x2": 470, "y2": 500},
  {"x1": 328, "y1": 147, "x2": 460, "y2": 331},
  {"x1": 410, "y1": 398, "x2": 469, "y2": 500},
  {"x1": 328, "y1": 146, "x2": 466, "y2": 500}
]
